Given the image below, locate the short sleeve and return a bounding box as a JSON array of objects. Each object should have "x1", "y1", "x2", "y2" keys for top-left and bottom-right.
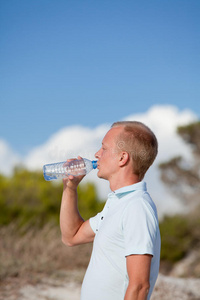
[
  {"x1": 122, "y1": 199, "x2": 157, "y2": 257},
  {"x1": 89, "y1": 213, "x2": 101, "y2": 233},
  {"x1": 89, "y1": 199, "x2": 109, "y2": 233}
]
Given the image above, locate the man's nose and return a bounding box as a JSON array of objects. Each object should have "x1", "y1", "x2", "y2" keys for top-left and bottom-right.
[{"x1": 95, "y1": 149, "x2": 101, "y2": 158}]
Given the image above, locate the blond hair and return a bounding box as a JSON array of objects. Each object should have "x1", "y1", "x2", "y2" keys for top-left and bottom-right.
[{"x1": 112, "y1": 121, "x2": 158, "y2": 180}]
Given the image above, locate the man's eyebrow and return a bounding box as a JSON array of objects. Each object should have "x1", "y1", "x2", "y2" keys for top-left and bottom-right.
[{"x1": 101, "y1": 142, "x2": 107, "y2": 148}]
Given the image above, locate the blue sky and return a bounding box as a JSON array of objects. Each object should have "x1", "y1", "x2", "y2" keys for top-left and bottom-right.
[{"x1": 0, "y1": 0, "x2": 199, "y2": 155}]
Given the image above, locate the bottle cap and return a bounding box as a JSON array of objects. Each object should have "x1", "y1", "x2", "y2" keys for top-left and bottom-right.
[{"x1": 92, "y1": 160, "x2": 98, "y2": 169}]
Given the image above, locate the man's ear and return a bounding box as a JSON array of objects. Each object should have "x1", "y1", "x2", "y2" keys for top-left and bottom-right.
[{"x1": 119, "y1": 151, "x2": 129, "y2": 166}]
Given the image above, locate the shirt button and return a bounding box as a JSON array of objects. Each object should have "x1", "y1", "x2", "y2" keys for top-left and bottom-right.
[{"x1": 101, "y1": 216, "x2": 104, "y2": 220}]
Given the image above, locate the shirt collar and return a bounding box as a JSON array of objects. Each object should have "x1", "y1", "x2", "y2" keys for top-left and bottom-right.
[{"x1": 108, "y1": 181, "x2": 147, "y2": 199}]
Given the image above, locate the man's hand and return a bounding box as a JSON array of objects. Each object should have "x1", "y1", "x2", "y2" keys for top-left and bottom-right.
[
  {"x1": 63, "y1": 173, "x2": 85, "y2": 190},
  {"x1": 63, "y1": 156, "x2": 85, "y2": 190}
]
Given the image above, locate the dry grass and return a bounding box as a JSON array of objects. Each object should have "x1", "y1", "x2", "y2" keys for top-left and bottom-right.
[
  {"x1": 0, "y1": 223, "x2": 92, "y2": 285},
  {"x1": 1, "y1": 223, "x2": 200, "y2": 300}
]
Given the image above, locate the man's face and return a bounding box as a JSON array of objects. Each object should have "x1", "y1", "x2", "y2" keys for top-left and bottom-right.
[{"x1": 95, "y1": 127, "x2": 122, "y2": 180}]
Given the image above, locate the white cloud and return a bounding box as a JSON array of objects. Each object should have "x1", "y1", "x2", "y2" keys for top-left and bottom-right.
[
  {"x1": 124, "y1": 105, "x2": 197, "y2": 163},
  {"x1": 0, "y1": 139, "x2": 21, "y2": 175},
  {"x1": 0, "y1": 105, "x2": 198, "y2": 218},
  {"x1": 24, "y1": 124, "x2": 110, "y2": 170}
]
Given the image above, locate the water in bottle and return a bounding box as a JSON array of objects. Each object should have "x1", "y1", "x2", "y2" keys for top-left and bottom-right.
[{"x1": 43, "y1": 158, "x2": 97, "y2": 181}]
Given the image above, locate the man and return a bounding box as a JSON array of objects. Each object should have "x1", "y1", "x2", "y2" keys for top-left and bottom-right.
[{"x1": 60, "y1": 121, "x2": 161, "y2": 300}]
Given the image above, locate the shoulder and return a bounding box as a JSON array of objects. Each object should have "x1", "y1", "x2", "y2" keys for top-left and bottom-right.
[{"x1": 122, "y1": 192, "x2": 159, "y2": 228}]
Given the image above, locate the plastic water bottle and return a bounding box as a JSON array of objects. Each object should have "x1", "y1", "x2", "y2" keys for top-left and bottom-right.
[{"x1": 43, "y1": 158, "x2": 97, "y2": 181}]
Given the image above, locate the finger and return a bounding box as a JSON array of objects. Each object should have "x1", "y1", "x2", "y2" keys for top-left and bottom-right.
[
  {"x1": 63, "y1": 158, "x2": 76, "y2": 166},
  {"x1": 68, "y1": 175, "x2": 74, "y2": 180}
]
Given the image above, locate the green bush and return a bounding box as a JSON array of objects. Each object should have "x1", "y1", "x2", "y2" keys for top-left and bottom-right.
[
  {"x1": 160, "y1": 213, "x2": 200, "y2": 263},
  {"x1": 1, "y1": 167, "x2": 200, "y2": 267},
  {"x1": 0, "y1": 168, "x2": 105, "y2": 229}
]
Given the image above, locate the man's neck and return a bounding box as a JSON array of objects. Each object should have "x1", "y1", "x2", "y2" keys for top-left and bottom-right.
[{"x1": 109, "y1": 172, "x2": 140, "y2": 192}]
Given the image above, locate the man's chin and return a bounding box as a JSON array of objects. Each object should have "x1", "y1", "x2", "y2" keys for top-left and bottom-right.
[
  {"x1": 97, "y1": 171, "x2": 107, "y2": 180},
  {"x1": 97, "y1": 172, "x2": 102, "y2": 178}
]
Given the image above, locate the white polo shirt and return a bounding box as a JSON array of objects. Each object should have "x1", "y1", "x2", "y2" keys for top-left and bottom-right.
[{"x1": 81, "y1": 181, "x2": 161, "y2": 300}]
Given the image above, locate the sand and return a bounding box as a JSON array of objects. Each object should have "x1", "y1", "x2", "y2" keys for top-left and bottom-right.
[{"x1": 2, "y1": 273, "x2": 199, "y2": 300}]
